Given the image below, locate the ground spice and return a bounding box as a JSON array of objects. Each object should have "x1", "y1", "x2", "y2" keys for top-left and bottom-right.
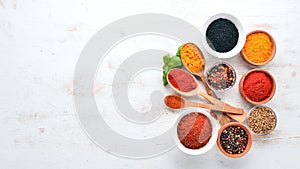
[
  {"x1": 220, "y1": 126, "x2": 248, "y2": 154},
  {"x1": 248, "y1": 106, "x2": 276, "y2": 134},
  {"x1": 180, "y1": 43, "x2": 205, "y2": 73},
  {"x1": 207, "y1": 63, "x2": 236, "y2": 90},
  {"x1": 164, "y1": 95, "x2": 184, "y2": 109},
  {"x1": 243, "y1": 72, "x2": 273, "y2": 102},
  {"x1": 206, "y1": 18, "x2": 239, "y2": 53},
  {"x1": 243, "y1": 32, "x2": 273, "y2": 64},
  {"x1": 167, "y1": 68, "x2": 197, "y2": 92},
  {"x1": 177, "y1": 112, "x2": 212, "y2": 149}
]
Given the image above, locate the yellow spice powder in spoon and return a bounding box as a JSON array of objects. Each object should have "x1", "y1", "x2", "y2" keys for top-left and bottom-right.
[{"x1": 180, "y1": 43, "x2": 205, "y2": 73}]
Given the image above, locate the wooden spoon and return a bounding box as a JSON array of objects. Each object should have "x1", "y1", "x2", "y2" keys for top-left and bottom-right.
[
  {"x1": 166, "y1": 68, "x2": 246, "y2": 123},
  {"x1": 180, "y1": 43, "x2": 218, "y2": 98},
  {"x1": 180, "y1": 43, "x2": 235, "y2": 125},
  {"x1": 164, "y1": 94, "x2": 243, "y2": 115}
]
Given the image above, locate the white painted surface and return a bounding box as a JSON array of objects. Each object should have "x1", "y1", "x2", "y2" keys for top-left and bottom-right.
[{"x1": 0, "y1": 0, "x2": 299, "y2": 168}]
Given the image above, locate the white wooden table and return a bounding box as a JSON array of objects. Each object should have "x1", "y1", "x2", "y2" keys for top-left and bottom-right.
[{"x1": 0, "y1": 0, "x2": 299, "y2": 168}]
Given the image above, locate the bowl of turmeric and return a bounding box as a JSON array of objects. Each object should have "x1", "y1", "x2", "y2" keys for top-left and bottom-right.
[{"x1": 241, "y1": 30, "x2": 276, "y2": 66}]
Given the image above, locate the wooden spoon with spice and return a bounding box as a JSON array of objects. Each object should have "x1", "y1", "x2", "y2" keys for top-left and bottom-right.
[
  {"x1": 164, "y1": 94, "x2": 243, "y2": 115},
  {"x1": 180, "y1": 43, "x2": 234, "y2": 125},
  {"x1": 166, "y1": 68, "x2": 246, "y2": 122},
  {"x1": 180, "y1": 43, "x2": 218, "y2": 98}
]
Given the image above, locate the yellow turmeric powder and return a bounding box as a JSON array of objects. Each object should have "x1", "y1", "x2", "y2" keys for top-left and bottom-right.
[
  {"x1": 180, "y1": 43, "x2": 205, "y2": 73},
  {"x1": 243, "y1": 32, "x2": 273, "y2": 64}
]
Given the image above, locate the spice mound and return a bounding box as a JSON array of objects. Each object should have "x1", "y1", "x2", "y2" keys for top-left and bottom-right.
[
  {"x1": 167, "y1": 68, "x2": 197, "y2": 92},
  {"x1": 220, "y1": 126, "x2": 248, "y2": 154},
  {"x1": 248, "y1": 106, "x2": 276, "y2": 135},
  {"x1": 177, "y1": 112, "x2": 212, "y2": 149},
  {"x1": 206, "y1": 18, "x2": 239, "y2": 53},
  {"x1": 243, "y1": 32, "x2": 273, "y2": 64},
  {"x1": 242, "y1": 71, "x2": 273, "y2": 102},
  {"x1": 164, "y1": 95, "x2": 184, "y2": 109},
  {"x1": 180, "y1": 43, "x2": 205, "y2": 73},
  {"x1": 207, "y1": 63, "x2": 236, "y2": 90}
]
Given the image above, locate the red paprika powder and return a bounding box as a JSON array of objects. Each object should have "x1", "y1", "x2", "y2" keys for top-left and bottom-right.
[
  {"x1": 177, "y1": 112, "x2": 212, "y2": 149},
  {"x1": 164, "y1": 95, "x2": 184, "y2": 109},
  {"x1": 243, "y1": 71, "x2": 273, "y2": 102},
  {"x1": 167, "y1": 68, "x2": 197, "y2": 92}
]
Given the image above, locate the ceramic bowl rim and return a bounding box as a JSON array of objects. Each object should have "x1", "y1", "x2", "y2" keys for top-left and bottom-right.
[
  {"x1": 240, "y1": 30, "x2": 276, "y2": 66},
  {"x1": 202, "y1": 13, "x2": 246, "y2": 59},
  {"x1": 217, "y1": 122, "x2": 252, "y2": 158},
  {"x1": 173, "y1": 108, "x2": 220, "y2": 155},
  {"x1": 239, "y1": 68, "x2": 276, "y2": 105},
  {"x1": 206, "y1": 61, "x2": 237, "y2": 92},
  {"x1": 247, "y1": 105, "x2": 277, "y2": 135}
]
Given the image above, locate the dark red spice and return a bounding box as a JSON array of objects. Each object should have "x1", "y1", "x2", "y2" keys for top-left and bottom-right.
[
  {"x1": 243, "y1": 72, "x2": 273, "y2": 102},
  {"x1": 177, "y1": 112, "x2": 212, "y2": 149},
  {"x1": 167, "y1": 68, "x2": 197, "y2": 92}
]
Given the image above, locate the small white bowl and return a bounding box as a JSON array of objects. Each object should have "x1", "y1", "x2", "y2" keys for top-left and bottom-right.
[
  {"x1": 206, "y1": 62, "x2": 237, "y2": 92},
  {"x1": 173, "y1": 108, "x2": 220, "y2": 155},
  {"x1": 202, "y1": 13, "x2": 246, "y2": 59},
  {"x1": 247, "y1": 105, "x2": 277, "y2": 135}
]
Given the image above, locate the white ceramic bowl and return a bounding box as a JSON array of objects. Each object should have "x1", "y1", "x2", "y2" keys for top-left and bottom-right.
[
  {"x1": 202, "y1": 13, "x2": 246, "y2": 58},
  {"x1": 247, "y1": 105, "x2": 277, "y2": 135},
  {"x1": 173, "y1": 108, "x2": 220, "y2": 155},
  {"x1": 206, "y1": 62, "x2": 237, "y2": 92}
]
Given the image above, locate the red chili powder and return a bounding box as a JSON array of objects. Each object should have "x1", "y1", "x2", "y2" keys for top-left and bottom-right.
[
  {"x1": 243, "y1": 72, "x2": 273, "y2": 102},
  {"x1": 177, "y1": 112, "x2": 212, "y2": 149},
  {"x1": 164, "y1": 95, "x2": 183, "y2": 109},
  {"x1": 167, "y1": 69, "x2": 197, "y2": 92}
]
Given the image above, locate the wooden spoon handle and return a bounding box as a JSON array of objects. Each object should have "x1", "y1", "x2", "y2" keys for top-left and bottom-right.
[
  {"x1": 211, "y1": 104, "x2": 244, "y2": 115},
  {"x1": 198, "y1": 72, "x2": 219, "y2": 99},
  {"x1": 198, "y1": 90, "x2": 244, "y2": 115},
  {"x1": 185, "y1": 101, "x2": 212, "y2": 110},
  {"x1": 225, "y1": 111, "x2": 247, "y2": 123},
  {"x1": 186, "y1": 101, "x2": 243, "y2": 115}
]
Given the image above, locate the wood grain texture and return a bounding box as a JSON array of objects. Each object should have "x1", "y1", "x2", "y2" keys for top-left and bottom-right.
[{"x1": 0, "y1": 0, "x2": 299, "y2": 169}]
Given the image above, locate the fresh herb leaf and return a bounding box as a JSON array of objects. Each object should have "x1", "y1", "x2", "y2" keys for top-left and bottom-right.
[
  {"x1": 169, "y1": 56, "x2": 182, "y2": 68},
  {"x1": 163, "y1": 70, "x2": 168, "y2": 86},
  {"x1": 163, "y1": 54, "x2": 170, "y2": 64},
  {"x1": 162, "y1": 45, "x2": 183, "y2": 86},
  {"x1": 176, "y1": 45, "x2": 182, "y2": 57}
]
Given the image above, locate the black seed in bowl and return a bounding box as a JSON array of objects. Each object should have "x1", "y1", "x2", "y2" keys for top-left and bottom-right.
[{"x1": 206, "y1": 18, "x2": 239, "y2": 53}]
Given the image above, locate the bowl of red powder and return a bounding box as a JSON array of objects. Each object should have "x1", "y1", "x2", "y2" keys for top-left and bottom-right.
[
  {"x1": 239, "y1": 69, "x2": 276, "y2": 105},
  {"x1": 174, "y1": 108, "x2": 220, "y2": 155}
]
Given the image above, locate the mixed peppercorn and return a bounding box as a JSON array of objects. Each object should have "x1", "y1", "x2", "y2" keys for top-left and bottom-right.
[
  {"x1": 207, "y1": 63, "x2": 236, "y2": 90},
  {"x1": 220, "y1": 126, "x2": 248, "y2": 154}
]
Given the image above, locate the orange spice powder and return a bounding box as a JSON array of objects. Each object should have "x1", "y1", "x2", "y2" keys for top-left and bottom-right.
[{"x1": 243, "y1": 32, "x2": 273, "y2": 64}]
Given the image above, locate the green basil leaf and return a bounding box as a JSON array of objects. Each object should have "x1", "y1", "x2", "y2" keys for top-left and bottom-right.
[
  {"x1": 162, "y1": 45, "x2": 183, "y2": 86},
  {"x1": 169, "y1": 56, "x2": 182, "y2": 68},
  {"x1": 176, "y1": 45, "x2": 183, "y2": 57},
  {"x1": 163, "y1": 54, "x2": 170, "y2": 64}
]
